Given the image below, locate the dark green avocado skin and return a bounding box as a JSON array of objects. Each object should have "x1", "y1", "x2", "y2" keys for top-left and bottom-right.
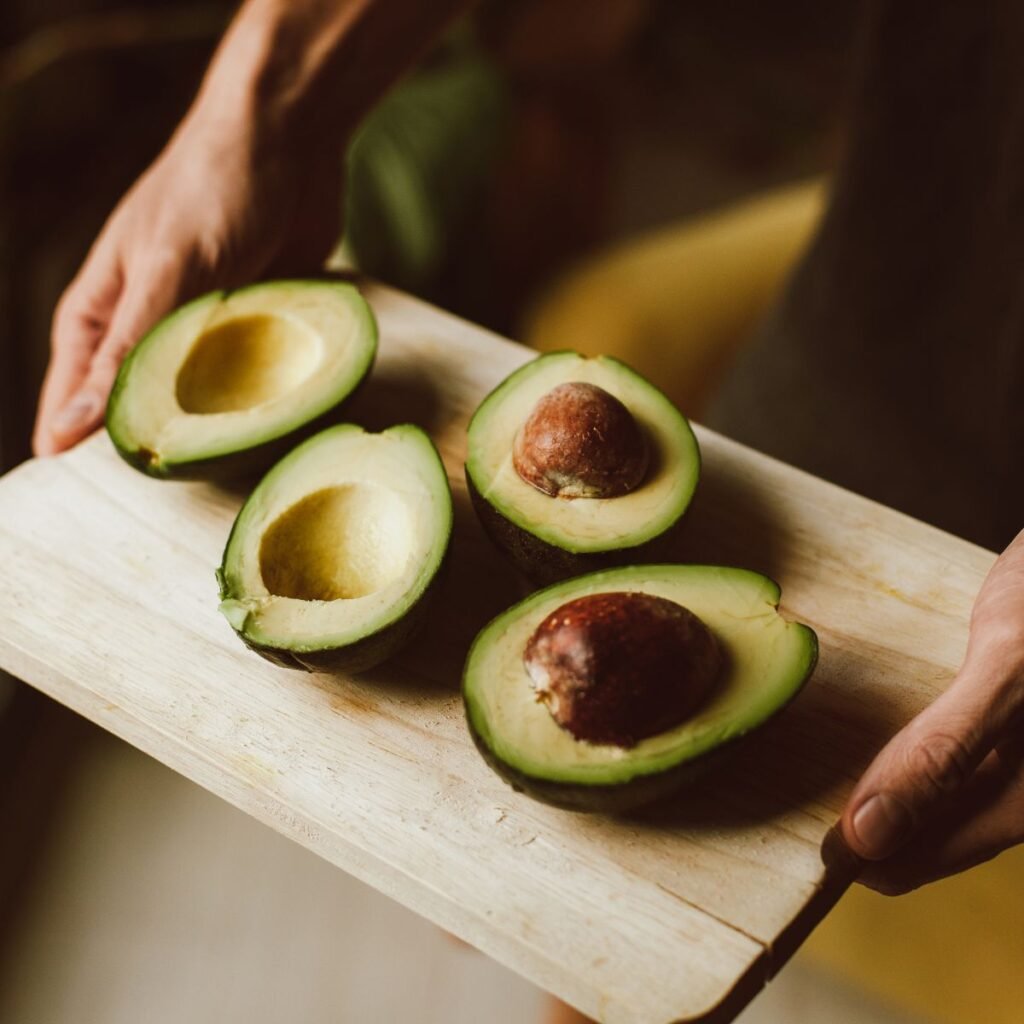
[
  {"x1": 108, "y1": 376, "x2": 370, "y2": 482},
  {"x1": 465, "y1": 469, "x2": 686, "y2": 586},
  {"x1": 235, "y1": 586, "x2": 436, "y2": 674},
  {"x1": 466, "y1": 720, "x2": 717, "y2": 813}
]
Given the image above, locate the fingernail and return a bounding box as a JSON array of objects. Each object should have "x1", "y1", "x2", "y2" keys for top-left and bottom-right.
[
  {"x1": 852, "y1": 793, "x2": 912, "y2": 858},
  {"x1": 53, "y1": 393, "x2": 101, "y2": 436}
]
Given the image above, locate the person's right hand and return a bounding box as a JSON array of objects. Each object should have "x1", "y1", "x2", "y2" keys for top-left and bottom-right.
[
  {"x1": 33, "y1": 110, "x2": 344, "y2": 456},
  {"x1": 839, "y1": 526, "x2": 1024, "y2": 894}
]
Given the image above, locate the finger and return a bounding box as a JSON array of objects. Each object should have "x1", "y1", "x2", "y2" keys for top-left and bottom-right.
[
  {"x1": 857, "y1": 749, "x2": 1024, "y2": 894},
  {"x1": 34, "y1": 266, "x2": 123, "y2": 456},
  {"x1": 50, "y1": 255, "x2": 192, "y2": 452},
  {"x1": 841, "y1": 660, "x2": 1024, "y2": 861}
]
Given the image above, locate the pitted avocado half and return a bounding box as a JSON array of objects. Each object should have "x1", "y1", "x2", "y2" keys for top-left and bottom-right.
[
  {"x1": 463, "y1": 564, "x2": 817, "y2": 812},
  {"x1": 465, "y1": 352, "x2": 700, "y2": 583},
  {"x1": 107, "y1": 280, "x2": 377, "y2": 479},
  {"x1": 218, "y1": 423, "x2": 452, "y2": 673}
]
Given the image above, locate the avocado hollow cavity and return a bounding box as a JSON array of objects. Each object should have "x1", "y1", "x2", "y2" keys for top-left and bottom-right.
[
  {"x1": 217, "y1": 423, "x2": 453, "y2": 673},
  {"x1": 259, "y1": 483, "x2": 414, "y2": 602},
  {"x1": 523, "y1": 592, "x2": 721, "y2": 748},
  {"x1": 512, "y1": 382, "x2": 649, "y2": 499},
  {"x1": 176, "y1": 313, "x2": 322, "y2": 414}
]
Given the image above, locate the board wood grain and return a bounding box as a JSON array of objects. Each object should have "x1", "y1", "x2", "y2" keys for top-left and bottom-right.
[{"x1": 0, "y1": 282, "x2": 996, "y2": 1023}]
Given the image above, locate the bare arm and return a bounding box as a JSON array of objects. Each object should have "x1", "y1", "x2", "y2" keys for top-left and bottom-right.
[
  {"x1": 35, "y1": 0, "x2": 470, "y2": 455},
  {"x1": 198, "y1": 0, "x2": 470, "y2": 146}
]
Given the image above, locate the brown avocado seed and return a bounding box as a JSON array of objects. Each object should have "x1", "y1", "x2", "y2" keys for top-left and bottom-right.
[
  {"x1": 523, "y1": 592, "x2": 722, "y2": 747},
  {"x1": 512, "y1": 382, "x2": 649, "y2": 499}
]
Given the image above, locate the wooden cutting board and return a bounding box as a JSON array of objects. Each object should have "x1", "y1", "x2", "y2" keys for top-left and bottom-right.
[{"x1": 0, "y1": 282, "x2": 996, "y2": 1023}]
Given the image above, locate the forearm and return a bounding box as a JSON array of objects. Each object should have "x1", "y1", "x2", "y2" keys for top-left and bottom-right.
[{"x1": 188, "y1": 0, "x2": 473, "y2": 147}]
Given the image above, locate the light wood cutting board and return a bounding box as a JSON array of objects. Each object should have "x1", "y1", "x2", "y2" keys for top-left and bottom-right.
[{"x1": 0, "y1": 282, "x2": 996, "y2": 1023}]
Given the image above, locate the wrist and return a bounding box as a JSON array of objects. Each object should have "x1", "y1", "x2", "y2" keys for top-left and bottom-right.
[
  {"x1": 188, "y1": 0, "x2": 471, "y2": 156},
  {"x1": 188, "y1": 0, "x2": 357, "y2": 159}
]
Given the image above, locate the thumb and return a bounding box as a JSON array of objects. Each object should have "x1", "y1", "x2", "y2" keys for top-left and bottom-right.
[
  {"x1": 841, "y1": 662, "x2": 1019, "y2": 861},
  {"x1": 51, "y1": 262, "x2": 190, "y2": 449}
]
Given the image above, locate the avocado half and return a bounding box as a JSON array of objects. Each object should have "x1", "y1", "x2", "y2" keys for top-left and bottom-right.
[
  {"x1": 463, "y1": 565, "x2": 817, "y2": 812},
  {"x1": 217, "y1": 423, "x2": 453, "y2": 673},
  {"x1": 106, "y1": 280, "x2": 377, "y2": 479},
  {"x1": 465, "y1": 352, "x2": 700, "y2": 583}
]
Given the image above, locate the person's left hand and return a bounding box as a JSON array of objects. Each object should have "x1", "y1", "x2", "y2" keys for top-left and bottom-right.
[
  {"x1": 33, "y1": 111, "x2": 343, "y2": 457},
  {"x1": 840, "y1": 527, "x2": 1024, "y2": 894}
]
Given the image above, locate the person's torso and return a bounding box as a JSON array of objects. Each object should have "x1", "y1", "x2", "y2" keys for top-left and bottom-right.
[{"x1": 707, "y1": 1, "x2": 1024, "y2": 550}]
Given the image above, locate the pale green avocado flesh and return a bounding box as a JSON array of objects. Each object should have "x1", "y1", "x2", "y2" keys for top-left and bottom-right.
[
  {"x1": 218, "y1": 423, "x2": 452, "y2": 672},
  {"x1": 463, "y1": 565, "x2": 817, "y2": 807},
  {"x1": 465, "y1": 352, "x2": 700, "y2": 556},
  {"x1": 106, "y1": 280, "x2": 377, "y2": 478}
]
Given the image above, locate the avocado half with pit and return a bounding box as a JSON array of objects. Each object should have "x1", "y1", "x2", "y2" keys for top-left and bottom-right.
[
  {"x1": 463, "y1": 564, "x2": 817, "y2": 812},
  {"x1": 106, "y1": 280, "x2": 377, "y2": 479},
  {"x1": 217, "y1": 423, "x2": 452, "y2": 673},
  {"x1": 465, "y1": 352, "x2": 700, "y2": 583}
]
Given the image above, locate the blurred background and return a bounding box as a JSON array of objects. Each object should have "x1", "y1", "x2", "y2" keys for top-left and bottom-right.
[
  {"x1": 1, "y1": 3, "x2": 1020, "y2": 1023},
  {"x1": 0, "y1": 0, "x2": 850, "y2": 462}
]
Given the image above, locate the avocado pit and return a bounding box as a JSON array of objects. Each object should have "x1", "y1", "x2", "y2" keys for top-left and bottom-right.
[
  {"x1": 523, "y1": 591, "x2": 722, "y2": 747},
  {"x1": 512, "y1": 382, "x2": 649, "y2": 499}
]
